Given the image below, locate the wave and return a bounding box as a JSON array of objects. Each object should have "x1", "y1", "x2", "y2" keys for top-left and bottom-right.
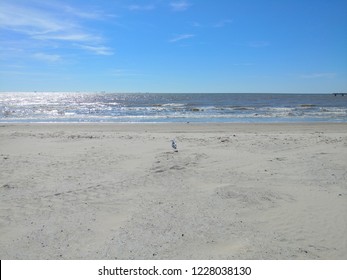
[
  {"x1": 1, "y1": 92, "x2": 347, "y2": 123},
  {"x1": 226, "y1": 106, "x2": 255, "y2": 111},
  {"x1": 161, "y1": 103, "x2": 187, "y2": 107}
]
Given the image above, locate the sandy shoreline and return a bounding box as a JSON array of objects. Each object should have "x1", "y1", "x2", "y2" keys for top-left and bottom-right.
[{"x1": 1, "y1": 123, "x2": 346, "y2": 259}]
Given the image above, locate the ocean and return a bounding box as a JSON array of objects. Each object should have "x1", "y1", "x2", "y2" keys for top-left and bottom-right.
[{"x1": 0, "y1": 92, "x2": 346, "y2": 123}]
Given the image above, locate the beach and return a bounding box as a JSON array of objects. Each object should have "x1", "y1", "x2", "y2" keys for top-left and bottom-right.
[{"x1": 0, "y1": 123, "x2": 346, "y2": 259}]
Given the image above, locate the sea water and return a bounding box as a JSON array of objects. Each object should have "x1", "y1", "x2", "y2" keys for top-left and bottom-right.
[{"x1": 0, "y1": 92, "x2": 346, "y2": 123}]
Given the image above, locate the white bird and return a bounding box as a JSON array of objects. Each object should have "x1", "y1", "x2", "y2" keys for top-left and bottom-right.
[{"x1": 171, "y1": 139, "x2": 178, "y2": 152}]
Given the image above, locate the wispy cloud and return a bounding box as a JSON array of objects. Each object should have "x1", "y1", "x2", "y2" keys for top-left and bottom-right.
[
  {"x1": 33, "y1": 53, "x2": 61, "y2": 62},
  {"x1": 169, "y1": 34, "x2": 195, "y2": 43},
  {"x1": 214, "y1": 19, "x2": 233, "y2": 28},
  {"x1": 78, "y1": 45, "x2": 114, "y2": 56},
  {"x1": 170, "y1": 1, "x2": 191, "y2": 11},
  {"x1": 0, "y1": 2, "x2": 64, "y2": 35},
  {"x1": 192, "y1": 21, "x2": 202, "y2": 27},
  {"x1": 300, "y1": 73, "x2": 336, "y2": 79},
  {"x1": 34, "y1": 33, "x2": 101, "y2": 42},
  {"x1": 0, "y1": 1, "x2": 113, "y2": 55},
  {"x1": 128, "y1": 4, "x2": 155, "y2": 11},
  {"x1": 61, "y1": 4, "x2": 104, "y2": 20}
]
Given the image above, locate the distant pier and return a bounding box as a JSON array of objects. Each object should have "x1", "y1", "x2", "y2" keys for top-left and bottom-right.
[{"x1": 333, "y1": 93, "x2": 346, "y2": 96}]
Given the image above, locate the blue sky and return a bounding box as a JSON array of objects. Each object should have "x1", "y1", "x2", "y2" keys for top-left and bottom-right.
[{"x1": 0, "y1": 0, "x2": 346, "y2": 93}]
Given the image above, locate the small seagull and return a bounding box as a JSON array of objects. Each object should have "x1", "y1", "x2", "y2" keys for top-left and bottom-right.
[{"x1": 171, "y1": 139, "x2": 178, "y2": 152}]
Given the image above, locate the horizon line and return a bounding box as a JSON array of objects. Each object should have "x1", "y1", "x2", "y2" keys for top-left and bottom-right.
[{"x1": 0, "y1": 91, "x2": 343, "y2": 94}]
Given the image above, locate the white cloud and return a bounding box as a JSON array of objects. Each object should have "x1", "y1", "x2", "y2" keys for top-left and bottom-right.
[
  {"x1": 35, "y1": 33, "x2": 101, "y2": 42},
  {"x1": 61, "y1": 5, "x2": 104, "y2": 20},
  {"x1": 169, "y1": 34, "x2": 195, "y2": 43},
  {"x1": 0, "y1": 2, "x2": 111, "y2": 53},
  {"x1": 192, "y1": 21, "x2": 202, "y2": 27},
  {"x1": 170, "y1": 1, "x2": 191, "y2": 11},
  {"x1": 0, "y1": 2, "x2": 64, "y2": 35},
  {"x1": 79, "y1": 45, "x2": 114, "y2": 56},
  {"x1": 300, "y1": 73, "x2": 336, "y2": 79},
  {"x1": 214, "y1": 19, "x2": 233, "y2": 28},
  {"x1": 33, "y1": 53, "x2": 61, "y2": 62},
  {"x1": 128, "y1": 4, "x2": 155, "y2": 11}
]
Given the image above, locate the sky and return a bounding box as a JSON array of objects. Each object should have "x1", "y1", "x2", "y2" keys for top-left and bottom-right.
[{"x1": 0, "y1": 0, "x2": 346, "y2": 93}]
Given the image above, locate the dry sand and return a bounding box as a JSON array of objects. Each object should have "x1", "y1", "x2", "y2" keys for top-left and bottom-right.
[{"x1": 0, "y1": 123, "x2": 346, "y2": 260}]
